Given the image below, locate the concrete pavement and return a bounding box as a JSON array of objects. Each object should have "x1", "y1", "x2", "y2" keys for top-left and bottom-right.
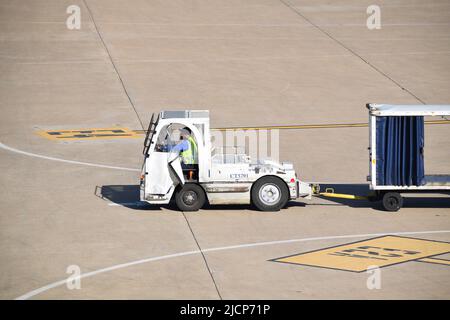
[{"x1": 1, "y1": 0, "x2": 449, "y2": 299}]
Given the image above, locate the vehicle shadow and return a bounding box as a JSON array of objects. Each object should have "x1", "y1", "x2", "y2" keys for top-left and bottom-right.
[
  {"x1": 94, "y1": 185, "x2": 176, "y2": 211},
  {"x1": 95, "y1": 184, "x2": 449, "y2": 212},
  {"x1": 95, "y1": 185, "x2": 309, "y2": 212},
  {"x1": 199, "y1": 202, "x2": 305, "y2": 211},
  {"x1": 315, "y1": 183, "x2": 450, "y2": 211}
]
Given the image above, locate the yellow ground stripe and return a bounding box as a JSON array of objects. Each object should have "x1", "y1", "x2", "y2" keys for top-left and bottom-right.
[
  {"x1": 38, "y1": 119, "x2": 450, "y2": 140},
  {"x1": 131, "y1": 119, "x2": 450, "y2": 133},
  {"x1": 212, "y1": 123, "x2": 368, "y2": 131},
  {"x1": 319, "y1": 192, "x2": 368, "y2": 200},
  {"x1": 37, "y1": 127, "x2": 141, "y2": 141},
  {"x1": 211, "y1": 119, "x2": 450, "y2": 131},
  {"x1": 273, "y1": 235, "x2": 450, "y2": 272},
  {"x1": 416, "y1": 257, "x2": 450, "y2": 266}
]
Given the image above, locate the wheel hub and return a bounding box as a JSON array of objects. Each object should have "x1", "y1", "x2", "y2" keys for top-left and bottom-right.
[
  {"x1": 183, "y1": 191, "x2": 197, "y2": 205},
  {"x1": 259, "y1": 183, "x2": 281, "y2": 205}
]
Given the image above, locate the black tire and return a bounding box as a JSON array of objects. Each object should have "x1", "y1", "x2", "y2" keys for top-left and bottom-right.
[
  {"x1": 175, "y1": 184, "x2": 206, "y2": 212},
  {"x1": 251, "y1": 176, "x2": 289, "y2": 211},
  {"x1": 382, "y1": 192, "x2": 403, "y2": 212}
]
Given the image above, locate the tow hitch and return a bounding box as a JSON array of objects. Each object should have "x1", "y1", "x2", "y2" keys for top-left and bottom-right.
[{"x1": 312, "y1": 184, "x2": 369, "y2": 200}]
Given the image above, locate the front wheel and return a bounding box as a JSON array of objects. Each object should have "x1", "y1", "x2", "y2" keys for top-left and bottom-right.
[
  {"x1": 251, "y1": 177, "x2": 289, "y2": 211},
  {"x1": 175, "y1": 184, "x2": 206, "y2": 211}
]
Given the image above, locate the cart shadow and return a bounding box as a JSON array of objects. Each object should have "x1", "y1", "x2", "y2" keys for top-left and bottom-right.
[
  {"x1": 95, "y1": 185, "x2": 177, "y2": 211},
  {"x1": 313, "y1": 183, "x2": 376, "y2": 209},
  {"x1": 315, "y1": 183, "x2": 450, "y2": 211}
]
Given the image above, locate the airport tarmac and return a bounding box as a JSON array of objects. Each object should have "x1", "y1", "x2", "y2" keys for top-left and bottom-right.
[{"x1": 1, "y1": 0, "x2": 449, "y2": 299}]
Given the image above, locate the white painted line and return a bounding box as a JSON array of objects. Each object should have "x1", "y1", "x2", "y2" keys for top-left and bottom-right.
[
  {"x1": 0, "y1": 142, "x2": 140, "y2": 172},
  {"x1": 16, "y1": 250, "x2": 199, "y2": 301},
  {"x1": 15, "y1": 230, "x2": 450, "y2": 300}
]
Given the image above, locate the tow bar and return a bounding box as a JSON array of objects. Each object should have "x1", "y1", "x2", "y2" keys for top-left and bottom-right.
[{"x1": 312, "y1": 184, "x2": 369, "y2": 200}]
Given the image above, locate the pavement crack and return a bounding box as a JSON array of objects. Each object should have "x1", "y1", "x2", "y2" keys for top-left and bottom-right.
[
  {"x1": 182, "y1": 212, "x2": 223, "y2": 300},
  {"x1": 278, "y1": 0, "x2": 426, "y2": 105},
  {"x1": 82, "y1": 0, "x2": 145, "y2": 130}
]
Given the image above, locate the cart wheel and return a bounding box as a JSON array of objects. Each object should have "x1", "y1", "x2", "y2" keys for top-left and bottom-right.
[
  {"x1": 175, "y1": 184, "x2": 206, "y2": 212},
  {"x1": 252, "y1": 176, "x2": 289, "y2": 212},
  {"x1": 382, "y1": 192, "x2": 403, "y2": 212}
]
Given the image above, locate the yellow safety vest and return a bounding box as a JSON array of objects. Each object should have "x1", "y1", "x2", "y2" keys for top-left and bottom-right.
[{"x1": 180, "y1": 136, "x2": 198, "y2": 164}]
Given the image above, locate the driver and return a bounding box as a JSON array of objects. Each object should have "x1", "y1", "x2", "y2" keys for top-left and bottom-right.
[{"x1": 170, "y1": 127, "x2": 198, "y2": 165}]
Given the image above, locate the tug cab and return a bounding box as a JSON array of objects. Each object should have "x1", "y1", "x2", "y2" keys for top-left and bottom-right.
[{"x1": 140, "y1": 110, "x2": 312, "y2": 211}]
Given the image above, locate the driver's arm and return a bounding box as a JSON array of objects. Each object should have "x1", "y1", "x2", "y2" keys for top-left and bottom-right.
[{"x1": 169, "y1": 140, "x2": 189, "y2": 152}]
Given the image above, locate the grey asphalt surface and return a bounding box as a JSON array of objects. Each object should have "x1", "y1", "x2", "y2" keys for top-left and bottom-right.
[{"x1": 1, "y1": 0, "x2": 449, "y2": 299}]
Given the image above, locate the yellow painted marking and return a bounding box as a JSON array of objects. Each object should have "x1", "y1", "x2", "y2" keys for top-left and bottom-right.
[
  {"x1": 211, "y1": 119, "x2": 450, "y2": 131},
  {"x1": 38, "y1": 120, "x2": 450, "y2": 140},
  {"x1": 212, "y1": 123, "x2": 368, "y2": 131},
  {"x1": 319, "y1": 192, "x2": 367, "y2": 200},
  {"x1": 37, "y1": 128, "x2": 141, "y2": 141},
  {"x1": 417, "y1": 257, "x2": 450, "y2": 266},
  {"x1": 132, "y1": 119, "x2": 450, "y2": 133},
  {"x1": 274, "y1": 236, "x2": 450, "y2": 272}
]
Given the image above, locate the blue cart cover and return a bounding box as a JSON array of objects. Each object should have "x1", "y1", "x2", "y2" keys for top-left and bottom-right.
[{"x1": 376, "y1": 116, "x2": 425, "y2": 186}]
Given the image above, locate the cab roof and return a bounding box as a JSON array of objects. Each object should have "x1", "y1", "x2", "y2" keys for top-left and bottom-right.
[{"x1": 160, "y1": 110, "x2": 209, "y2": 119}]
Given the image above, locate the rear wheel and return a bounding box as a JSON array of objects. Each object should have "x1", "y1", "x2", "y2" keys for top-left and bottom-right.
[
  {"x1": 382, "y1": 192, "x2": 403, "y2": 212},
  {"x1": 175, "y1": 184, "x2": 206, "y2": 211},
  {"x1": 252, "y1": 176, "x2": 289, "y2": 211}
]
